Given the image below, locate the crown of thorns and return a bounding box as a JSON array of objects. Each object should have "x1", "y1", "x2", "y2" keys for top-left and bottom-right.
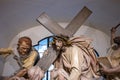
[{"x1": 53, "y1": 34, "x2": 69, "y2": 42}]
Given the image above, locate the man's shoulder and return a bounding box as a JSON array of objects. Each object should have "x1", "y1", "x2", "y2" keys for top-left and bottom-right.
[
  {"x1": 29, "y1": 47, "x2": 39, "y2": 57},
  {"x1": 31, "y1": 47, "x2": 38, "y2": 53},
  {"x1": 72, "y1": 45, "x2": 79, "y2": 48},
  {"x1": 66, "y1": 45, "x2": 80, "y2": 52},
  {"x1": 71, "y1": 44, "x2": 83, "y2": 50}
]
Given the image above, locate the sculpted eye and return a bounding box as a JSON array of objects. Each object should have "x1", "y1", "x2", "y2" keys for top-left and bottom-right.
[{"x1": 58, "y1": 40, "x2": 62, "y2": 43}]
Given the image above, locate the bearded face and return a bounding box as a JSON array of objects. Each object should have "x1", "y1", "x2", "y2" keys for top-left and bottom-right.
[
  {"x1": 55, "y1": 40, "x2": 63, "y2": 50},
  {"x1": 17, "y1": 41, "x2": 31, "y2": 56}
]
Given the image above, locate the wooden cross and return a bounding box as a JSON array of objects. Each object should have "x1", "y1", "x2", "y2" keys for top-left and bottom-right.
[
  {"x1": 37, "y1": 6, "x2": 92, "y2": 37},
  {"x1": 36, "y1": 6, "x2": 92, "y2": 72}
]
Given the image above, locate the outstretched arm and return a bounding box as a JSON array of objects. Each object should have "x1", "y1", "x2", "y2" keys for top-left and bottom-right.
[
  {"x1": 99, "y1": 63, "x2": 120, "y2": 75},
  {"x1": 0, "y1": 48, "x2": 13, "y2": 58},
  {"x1": 0, "y1": 48, "x2": 12, "y2": 54}
]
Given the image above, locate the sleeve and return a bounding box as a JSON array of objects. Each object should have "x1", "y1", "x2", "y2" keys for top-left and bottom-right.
[
  {"x1": 68, "y1": 46, "x2": 84, "y2": 80},
  {"x1": 0, "y1": 48, "x2": 13, "y2": 54},
  {"x1": 0, "y1": 48, "x2": 13, "y2": 58}
]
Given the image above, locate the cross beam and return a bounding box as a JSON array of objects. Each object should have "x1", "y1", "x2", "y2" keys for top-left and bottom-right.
[
  {"x1": 37, "y1": 12, "x2": 71, "y2": 36},
  {"x1": 65, "y1": 6, "x2": 92, "y2": 37},
  {"x1": 37, "y1": 6, "x2": 92, "y2": 37}
]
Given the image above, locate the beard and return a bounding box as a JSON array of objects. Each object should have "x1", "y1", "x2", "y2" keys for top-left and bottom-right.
[
  {"x1": 52, "y1": 44, "x2": 65, "y2": 52},
  {"x1": 18, "y1": 50, "x2": 30, "y2": 59},
  {"x1": 56, "y1": 46, "x2": 62, "y2": 50},
  {"x1": 56, "y1": 46, "x2": 66, "y2": 53}
]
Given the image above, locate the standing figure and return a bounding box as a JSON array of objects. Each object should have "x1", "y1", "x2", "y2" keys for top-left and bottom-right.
[
  {"x1": 99, "y1": 24, "x2": 120, "y2": 80},
  {"x1": 0, "y1": 36, "x2": 41, "y2": 80},
  {"x1": 50, "y1": 34, "x2": 100, "y2": 80}
]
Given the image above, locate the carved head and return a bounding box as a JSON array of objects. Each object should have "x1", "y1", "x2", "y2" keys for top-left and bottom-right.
[
  {"x1": 17, "y1": 36, "x2": 32, "y2": 56},
  {"x1": 52, "y1": 34, "x2": 70, "y2": 52}
]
